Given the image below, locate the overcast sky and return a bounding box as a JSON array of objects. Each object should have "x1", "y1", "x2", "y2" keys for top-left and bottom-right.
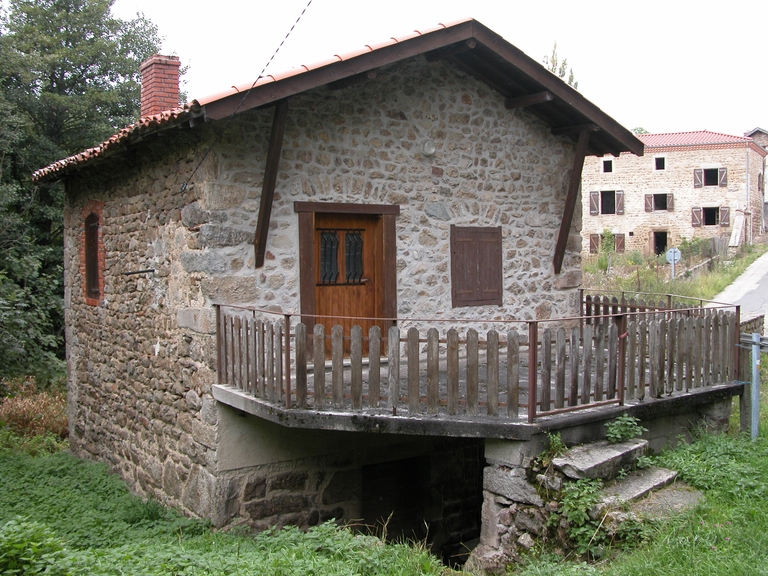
[{"x1": 112, "y1": 0, "x2": 767, "y2": 137}]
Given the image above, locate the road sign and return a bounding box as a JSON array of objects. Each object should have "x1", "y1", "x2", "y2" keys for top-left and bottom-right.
[{"x1": 666, "y1": 248, "x2": 681, "y2": 264}]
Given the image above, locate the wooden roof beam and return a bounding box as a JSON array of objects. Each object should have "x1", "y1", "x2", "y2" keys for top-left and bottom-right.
[
  {"x1": 254, "y1": 99, "x2": 289, "y2": 268},
  {"x1": 504, "y1": 91, "x2": 554, "y2": 110},
  {"x1": 424, "y1": 39, "x2": 477, "y2": 62},
  {"x1": 553, "y1": 129, "x2": 590, "y2": 274},
  {"x1": 551, "y1": 123, "x2": 600, "y2": 137}
]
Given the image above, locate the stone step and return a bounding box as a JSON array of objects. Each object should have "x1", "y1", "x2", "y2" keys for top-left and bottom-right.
[
  {"x1": 552, "y1": 438, "x2": 647, "y2": 481},
  {"x1": 600, "y1": 466, "x2": 678, "y2": 508}
]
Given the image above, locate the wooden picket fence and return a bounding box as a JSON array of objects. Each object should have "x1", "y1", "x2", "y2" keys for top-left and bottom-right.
[{"x1": 215, "y1": 296, "x2": 739, "y2": 423}]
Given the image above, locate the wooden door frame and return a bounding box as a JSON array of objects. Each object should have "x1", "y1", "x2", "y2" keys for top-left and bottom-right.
[{"x1": 294, "y1": 201, "x2": 399, "y2": 331}]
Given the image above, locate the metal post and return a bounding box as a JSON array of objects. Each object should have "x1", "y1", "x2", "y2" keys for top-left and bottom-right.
[
  {"x1": 527, "y1": 321, "x2": 538, "y2": 424},
  {"x1": 215, "y1": 305, "x2": 222, "y2": 384},
  {"x1": 752, "y1": 332, "x2": 761, "y2": 440}
]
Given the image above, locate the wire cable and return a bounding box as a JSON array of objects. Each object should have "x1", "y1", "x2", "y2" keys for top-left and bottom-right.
[{"x1": 180, "y1": 0, "x2": 314, "y2": 192}]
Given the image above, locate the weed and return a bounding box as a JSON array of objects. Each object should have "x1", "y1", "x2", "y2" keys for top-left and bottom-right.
[
  {"x1": 0, "y1": 381, "x2": 67, "y2": 438},
  {"x1": 605, "y1": 415, "x2": 647, "y2": 444},
  {"x1": 551, "y1": 478, "x2": 605, "y2": 558},
  {"x1": 539, "y1": 432, "x2": 568, "y2": 467},
  {"x1": 635, "y1": 455, "x2": 652, "y2": 469},
  {"x1": 0, "y1": 517, "x2": 66, "y2": 574}
]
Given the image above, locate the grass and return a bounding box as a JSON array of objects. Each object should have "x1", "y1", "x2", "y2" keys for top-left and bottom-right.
[
  {"x1": 0, "y1": 448, "x2": 445, "y2": 575},
  {"x1": 512, "y1": 355, "x2": 768, "y2": 576},
  {"x1": 584, "y1": 242, "x2": 767, "y2": 301}
]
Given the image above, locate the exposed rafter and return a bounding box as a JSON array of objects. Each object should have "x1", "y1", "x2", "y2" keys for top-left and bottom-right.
[
  {"x1": 551, "y1": 123, "x2": 600, "y2": 137},
  {"x1": 254, "y1": 99, "x2": 289, "y2": 268},
  {"x1": 328, "y1": 70, "x2": 377, "y2": 91},
  {"x1": 553, "y1": 129, "x2": 591, "y2": 274},
  {"x1": 504, "y1": 91, "x2": 554, "y2": 110}
]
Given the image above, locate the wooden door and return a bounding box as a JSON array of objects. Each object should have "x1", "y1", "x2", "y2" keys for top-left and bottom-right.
[{"x1": 314, "y1": 212, "x2": 384, "y2": 355}]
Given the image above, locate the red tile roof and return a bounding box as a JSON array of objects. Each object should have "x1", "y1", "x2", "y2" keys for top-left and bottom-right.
[
  {"x1": 33, "y1": 17, "x2": 642, "y2": 182},
  {"x1": 637, "y1": 130, "x2": 751, "y2": 147}
]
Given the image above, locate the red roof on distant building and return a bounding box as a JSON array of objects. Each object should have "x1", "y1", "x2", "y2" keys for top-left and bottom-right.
[{"x1": 637, "y1": 130, "x2": 750, "y2": 147}]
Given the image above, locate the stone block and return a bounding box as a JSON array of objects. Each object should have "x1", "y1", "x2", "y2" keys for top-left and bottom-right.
[
  {"x1": 514, "y1": 508, "x2": 545, "y2": 535},
  {"x1": 485, "y1": 437, "x2": 546, "y2": 468},
  {"x1": 480, "y1": 492, "x2": 503, "y2": 548},
  {"x1": 554, "y1": 269, "x2": 582, "y2": 289},
  {"x1": 201, "y1": 182, "x2": 246, "y2": 210},
  {"x1": 245, "y1": 494, "x2": 310, "y2": 520},
  {"x1": 200, "y1": 276, "x2": 260, "y2": 303},
  {"x1": 553, "y1": 439, "x2": 647, "y2": 481},
  {"x1": 181, "y1": 202, "x2": 209, "y2": 228},
  {"x1": 269, "y1": 471, "x2": 309, "y2": 493},
  {"x1": 243, "y1": 476, "x2": 267, "y2": 501},
  {"x1": 180, "y1": 251, "x2": 227, "y2": 274},
  {"x1": 483, "y1": 466, "x2": 543, "y2": 507},
  {"x1": 177, "y1": 308, "x2": 216, "y2": 334},
  {"x1": 199, "y1": 224, "x2": 253, "y2": 248}
]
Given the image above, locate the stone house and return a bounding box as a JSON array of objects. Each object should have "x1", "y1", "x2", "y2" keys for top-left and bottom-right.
[
  {"x1": 581, "y1": 130, "x2": 767, "y2": 256},
  {"x1": 33, "y1": 19, "x2": 642, "y2": 561}
]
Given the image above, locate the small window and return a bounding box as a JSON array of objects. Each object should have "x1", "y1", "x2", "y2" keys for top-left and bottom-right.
[
  {"x1": 695, "y1": 167, "x2": 727, "y2": 187},
  {"x1": 85, "y1": 213, "x2": 101, "y2": 301},
  {"x1": 702, "y1": 207, "x2": 719, "y2": 226},
  {"x1": 602, "y1": 159, "x2": 613, "y2": 173},
  {"x1": 600, "y1": 191, "x2": 616, "y2": 214},
  {"x1": 318, "y1": 228, "x2": 365, "y2": 285},
  {"x1": 654, "y1": 157, "x2": 666, "y2": 170},
  {"x1": 653, "y1": 194, "x2": 668, "y2": 211},
  {"x1": 450, "y1": 226, "x2": 502, "y2": 307}
]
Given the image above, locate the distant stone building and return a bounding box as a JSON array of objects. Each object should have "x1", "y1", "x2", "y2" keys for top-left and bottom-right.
[{"x1": 582, "y1": 130, "x2": 766, "y2": 256}]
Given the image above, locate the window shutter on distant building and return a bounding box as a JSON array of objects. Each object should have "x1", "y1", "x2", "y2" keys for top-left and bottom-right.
[
  {"x1": 693, "y1": 168, "x2": 703, "y2": 188},
  {"x1": 691, "y1": 207, "x2": 702, "y2": 227},
  {"x1": 615, "y1": 190, "x2": 624, "y2": 215},
  {"x1": 644, "y1": 194, "x2": 653, "y2": 212},
  {"x1": 718, "y1": 167, "x2": 727, "y2": 187},
  {"x1": 615, "y1": 234, "x2": 625, "y2": 253},
  {"x1": 589, "y1": 234, "x2": 600, "y2": 254},
  {"x1": 589, "y1": 191, "x2": 600, "y2": 215},
  {"x1": 667, "y1": 193, "x2": 674, "y2": 211},
  {"x1": 719, "y1": 206, "x2": 730, "y2": 226}
]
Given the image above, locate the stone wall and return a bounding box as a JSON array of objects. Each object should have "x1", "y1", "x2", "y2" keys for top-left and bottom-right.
[
  {"x1": 582, "y1": 144, "x2": 766, "y2": 255},
  {"x1": 63, "y1": 53, "x2": 580, "y2": 529}
]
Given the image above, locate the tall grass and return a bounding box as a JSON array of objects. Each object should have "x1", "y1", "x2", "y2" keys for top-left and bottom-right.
[{"x1": 584, "y1": 243, "x2": 767, "y2": 301}]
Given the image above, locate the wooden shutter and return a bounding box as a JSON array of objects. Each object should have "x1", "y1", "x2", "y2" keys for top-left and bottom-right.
[
  {"x1": 615, "y1": 234, "x2": 625, "y2": 253},
  {"x1": 759, "y1": 173, "x2": 764, "y2": 193},
  {"x1": 589, "y1": 191, "x2": 600, "y2": 215},
  {"x1": 720, "y1": 206, "x2": 730, "y2": 227},
  {"x1": 615, "y1": 190, "x2": 624, "y2": 215},
  {"x1": 667, "y1": 193, "x2": 674, "y2": 211},
  {"x1": 691, "y1": 207, "x2": 702, "y2": 227},
  {"x1": 450, "y1": 226, "x2": 502, "y2": 307},
  {"x1": 718, "y1": 167, "x2": 727, "y2": 187},
  {"x1": 589, "y1": 234, "x2": 600, "y2": 254},
  {"x1": 644, "y1": 194, "x2": 653, "y2": 212},
  {"x1": 693, "y1": 168, "x2": 703, "y2": 188}
]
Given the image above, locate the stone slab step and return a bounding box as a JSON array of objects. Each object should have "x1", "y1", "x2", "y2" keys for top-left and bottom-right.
[
  {"x1": 600, "y1": 466, "x2": 678, "y2": 508},
  {"x1": 552, "y1": 438, "x2": 647, "y2": 481}
]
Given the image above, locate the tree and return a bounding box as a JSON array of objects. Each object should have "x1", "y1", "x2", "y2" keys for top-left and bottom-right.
[
  {"x1": 543, "y1": 42, "x2": 578, "y2": 90},
  {"x1": 0, "y1": 0, "x2": 162, "y2": 382},
  {"x1": 632, "y1": 127, "x2": 650, "y2": 135}
]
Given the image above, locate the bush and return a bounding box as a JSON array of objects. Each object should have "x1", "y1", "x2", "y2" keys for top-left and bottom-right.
[
  {"x1": 0, "y1": 380, "x2": 67, "y2": 439},
  {"x1": 605, "y1": 415, "x2": 647, "y2": 444}
]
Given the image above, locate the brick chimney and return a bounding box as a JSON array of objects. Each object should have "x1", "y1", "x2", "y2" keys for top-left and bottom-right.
[{"x1": 139, "y1": 54, "x2": 181, "y2": 117}]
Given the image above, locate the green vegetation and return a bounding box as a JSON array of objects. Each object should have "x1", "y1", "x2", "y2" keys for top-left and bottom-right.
[
  {"x1": 513, "y1": 355, "x2": 768, "y2": 575},
  {"x1": 584, "y1": 241, "x2": 767, "y2": 301},
  {"x1": 0, "y1": 0, "x2": 162, "y2": 383},
  {"x1": 604, "y1": 415, "x2": 647, "y2": 444},
  {"x1": 0, "y1": 450, "x2": 445, "y2": 575}
]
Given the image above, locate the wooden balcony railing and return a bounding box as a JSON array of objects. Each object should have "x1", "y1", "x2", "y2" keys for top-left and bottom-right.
[{"x1": 214, "y1": 292, "x2": 742, "y2": 424}]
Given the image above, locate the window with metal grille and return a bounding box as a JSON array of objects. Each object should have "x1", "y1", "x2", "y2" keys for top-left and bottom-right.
[
  {"x1": 85, "y1": 213, "x2": 100, "y2": 299},
  {"x1": 318, "y1": 229, "x2": 364, "y2": 285}
]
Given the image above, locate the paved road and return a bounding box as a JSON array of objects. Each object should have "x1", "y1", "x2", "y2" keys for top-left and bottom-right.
[{"x1": 711, "y1": 249, "x2": 768, "y2": 334}]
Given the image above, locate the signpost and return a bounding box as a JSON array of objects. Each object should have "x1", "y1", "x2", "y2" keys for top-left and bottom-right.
[{"x1": 666, "y1": 247, "x2": 681, "y2": 279}]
